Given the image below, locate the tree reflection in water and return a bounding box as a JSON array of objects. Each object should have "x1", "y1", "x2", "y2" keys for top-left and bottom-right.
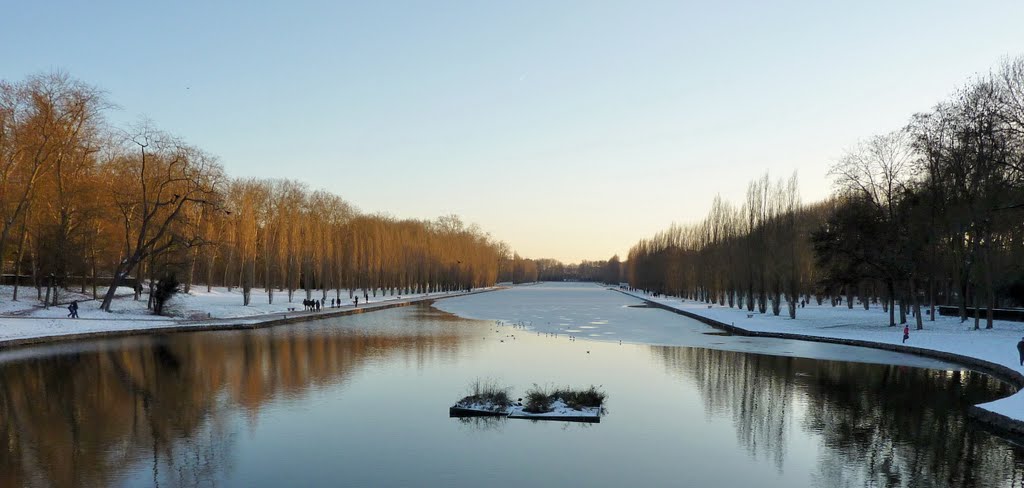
[
  {"x1": 0, "y1": 320, "x2": 462, "y2": 488},
  {"x1": 5, "y1": 308, "x2": 1024, "y2": 488},
  {"x1": 651, "y1": 346, "x2": 1024, "y2": 487}
]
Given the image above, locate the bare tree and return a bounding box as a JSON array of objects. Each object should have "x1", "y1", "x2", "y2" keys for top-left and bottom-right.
[{"x1": 99, "y1": 124, "x2": 225, "y2": 311}]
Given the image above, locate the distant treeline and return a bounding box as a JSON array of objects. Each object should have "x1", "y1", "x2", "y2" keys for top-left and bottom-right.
[
  {"x1": 627, "y1": 56, "x2": 1024, "y2": 329},
  {"x1": 506, "y1": 254, "x2": 623, "y2": 284},
  {"x1": 0, "y1": 73, "x2": 511, "y2": 311}
]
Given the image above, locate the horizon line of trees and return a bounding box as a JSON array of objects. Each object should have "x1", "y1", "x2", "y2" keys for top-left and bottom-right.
[
  {"x1": 627, "y1": 55, "x2": 1024, "y2": 330},
  {"x1": 0, "y1": 72, "x2": 526, "y2": 312},
  {"x1": 506, "y1": 256, "x2": 623, "y2": 284}
]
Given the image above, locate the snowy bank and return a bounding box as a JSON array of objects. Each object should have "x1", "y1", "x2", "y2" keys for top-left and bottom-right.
[
  {"x1": 507, "y1": 401, "x2": 601, "y2": 423},
  {"x1": 616, "y1": 288, "x2": 1024, "y2": 437},
  {"x1": 0, "y1": 287, "x2": 496, "y2": 348},
  {"x1": 434, "y1": 283, "x2": 962, "y2": 370}
]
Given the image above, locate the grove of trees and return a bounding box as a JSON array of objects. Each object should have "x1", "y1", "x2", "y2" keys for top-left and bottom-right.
[
  {"x1": 498, "y1": 255, "x2": 622, "y2": 284},
  {"x1": 627, "y1": 56, "x2": 1024, "y2": 329},
  {"x1": 1, "y1": 72, "x2": 507, "y2": 312}
]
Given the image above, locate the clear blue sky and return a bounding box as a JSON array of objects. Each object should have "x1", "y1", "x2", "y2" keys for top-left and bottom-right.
[{"x1": 3, "y1": 1, "x2": 1022, "y2": 262}]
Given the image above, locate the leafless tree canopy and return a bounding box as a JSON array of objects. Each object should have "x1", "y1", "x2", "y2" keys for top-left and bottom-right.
[
  {"x1": 627, "y1": 55, "x2": 1024, "y2": 328},
  {"x1": 0, "y1": 73, "x2": 507, "y2": 313}
]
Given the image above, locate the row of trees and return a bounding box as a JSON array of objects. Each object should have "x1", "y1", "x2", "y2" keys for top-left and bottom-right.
[
  {"x1": 499, "y1": 255, "x2": 623, "y2": 284},
  {"x1": 1, "y1": 72, "x2": 507, "y2": 312},
  {"x1": 627, "y1": 173, "x2": 817, "y2": 319},
  {"x1": 627, "y1": 55, "x2": 1024, "y2": 328}
]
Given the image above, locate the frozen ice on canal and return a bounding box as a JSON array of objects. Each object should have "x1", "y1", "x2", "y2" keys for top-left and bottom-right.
[{"x1": 434, "y1": 282, "x2": 964, "y2": 370}]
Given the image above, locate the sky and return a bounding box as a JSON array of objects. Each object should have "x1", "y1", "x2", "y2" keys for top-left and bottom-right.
[{"x1": 2, "y1": 1, "x2": 1023, "y2": 262}]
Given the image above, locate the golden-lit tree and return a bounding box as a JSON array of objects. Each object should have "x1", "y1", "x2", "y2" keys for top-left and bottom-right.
[{"x1": 98, "y1": 124, "x2": 226, "y2": 311}]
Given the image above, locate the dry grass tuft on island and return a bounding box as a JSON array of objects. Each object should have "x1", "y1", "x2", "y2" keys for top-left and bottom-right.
[
  {"x1": 450, "y1": 381, "x2": 606, "y2": 423},
  {"x1": 448, "y1": 379, "x2": 513, "y2": 417}
]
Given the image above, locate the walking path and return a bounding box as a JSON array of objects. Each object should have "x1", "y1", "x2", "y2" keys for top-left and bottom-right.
[
  {"x1": 615, "y1": 288, "x2": 1024, "y2": 438},
  {"x1": 0, "y1": 288, "x2": 497, "y2": 349}
]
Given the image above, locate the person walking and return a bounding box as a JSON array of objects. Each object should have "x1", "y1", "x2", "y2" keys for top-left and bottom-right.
[
  {"x1": 1017, "y1": 337, "x2": 1024, "y2": 366},
  {"x1": 902, "y1": 325, "x2": 910, "y2": 344},
  {"x1": 68, "y1": 300, "x2": 79, "y2": 319}
]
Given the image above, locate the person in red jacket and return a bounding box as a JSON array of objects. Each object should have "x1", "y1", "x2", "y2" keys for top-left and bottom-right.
[{"x1": 902, "y1": 325, "x2": 910, "y2": 343}]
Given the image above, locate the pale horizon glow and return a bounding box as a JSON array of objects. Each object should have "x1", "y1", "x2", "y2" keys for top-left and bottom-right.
[{"x1": 3, "y1": 1, "x2": 1022, "y2": 262}]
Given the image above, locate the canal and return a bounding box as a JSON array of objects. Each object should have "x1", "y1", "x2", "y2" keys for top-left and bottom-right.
[{"x1": 0, "y1": 284, "x2": 1021, "y2": 487}]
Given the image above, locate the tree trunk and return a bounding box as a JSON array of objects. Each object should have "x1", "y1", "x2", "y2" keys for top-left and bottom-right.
[
  {"x1": 223, "y1": 245, "x2": 234, "y2": 292},
  {"x1": 984, "y1": 254, "x2": 995, "y2": 329},
  {"x1": 11, "y1": 223, "x2": 28, "y2": 301},
  {"x1": 184, "y1": 245, "x2": 198, "y2": 294},
  {"x1": 206, "y1": 254, "x2": 216, "y2": 293},
  {"x1": 746, "y1": 282, "x2": 754, "y2": 312},
  {"x1": 986, "y1": 293, "x2": 994, "y2": 330},
  {"x1": 31, "y1": 247, "x2": 40, "y2": 301},
  {"x1": 134, "y1": 262, "x2": 143, "y2": 301},
  {"x1": 899, "y1": 289, "x2": 907, "y2": 325},
  {"x1": 928, "y1": 277, "x2": 936, "y2": 322},
  {"x1": 43, "y1": 279, "x2": 52, "y2": 309},
  {"x1": 958, "y1": 273, "x2": 968, "y2": 323},
  {"x1": 100, "y1": 269, "x2": 126, "y2": 311},
  {"x1": 973, "y1": 284, "x2": 981, "y2": 330},
  {"x1": 912, "y1": 279, "x2": 923, "y2": 330},
  {"x1": 887, "y1": 280, "x2": 896, "y2": 326},
  {"x1": 146, "y1": 255, "x2": 157, "y2": 310}
]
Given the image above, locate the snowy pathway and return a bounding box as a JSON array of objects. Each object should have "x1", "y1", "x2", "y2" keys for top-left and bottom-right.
[{"x1": 0, "y1": 288, "x2": 493, "y2": 347}]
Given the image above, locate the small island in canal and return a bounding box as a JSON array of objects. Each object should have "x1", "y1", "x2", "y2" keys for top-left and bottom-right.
[{"x1": 450, "y1": 381, "x2": 606, "y2": 423}]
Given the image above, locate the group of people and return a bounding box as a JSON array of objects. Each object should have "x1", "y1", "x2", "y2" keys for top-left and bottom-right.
[
  {"x1": 66, "y1": 300, "x2": 79, "y2": 318},
  {"x1": 302, "y1": 297, "x2": 361, "y2": 311}
]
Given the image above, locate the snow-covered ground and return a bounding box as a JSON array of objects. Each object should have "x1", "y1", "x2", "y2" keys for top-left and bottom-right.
[
  {"x1": 507, "y1": 400, "x2": 601, "y2": 421},
  {"x1": 614, "y1": 287, "x2": 1024, "y2": 426},
  {"x1": 435, "y1": 282, "x2": 1024, "y2": 427},
  {"x1": 0, "y1": 285, "x2": 474, "y2": 344}
]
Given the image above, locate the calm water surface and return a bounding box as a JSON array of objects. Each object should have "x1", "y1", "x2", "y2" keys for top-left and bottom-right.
[{"x1": 1, "y1": 298, "x2": 1023, "y2": 487}]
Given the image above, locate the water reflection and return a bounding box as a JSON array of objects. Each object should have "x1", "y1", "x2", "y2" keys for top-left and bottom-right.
[
  {"x1": 0, "y1": 312, "x2": 464, "y2": 488},
  {"x1": 2, "y1": 305, "x2": 1024, "y2": 487},
  {"x1": 652, "y1": 346, "x2": 1024, "y2": 487}
]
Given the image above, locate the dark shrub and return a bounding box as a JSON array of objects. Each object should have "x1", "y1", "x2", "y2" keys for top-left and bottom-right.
[
  {"x1": 152, "y1": 273, "x2": 181, "y2": 316},
  {"x1": 523, "y1": 384, "x2": 553, "y2": 413}
]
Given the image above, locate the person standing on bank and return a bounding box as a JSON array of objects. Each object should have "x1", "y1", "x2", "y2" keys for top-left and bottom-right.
[
  {"x1": 1017, "y1": 337, "x2": 1024, "y2": 366},
  {"x1": 902, "y1": 325, "x2": 910, "y2": 344}
]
